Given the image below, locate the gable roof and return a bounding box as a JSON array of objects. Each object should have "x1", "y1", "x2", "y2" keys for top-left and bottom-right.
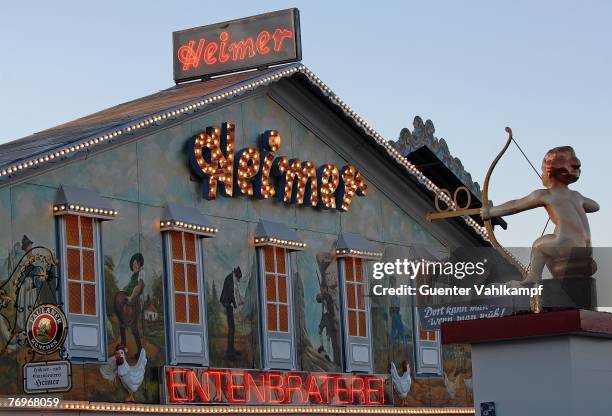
[
  {"x1": 0, "y1": 63, "x2": 489, "y2": 242},
  {"x1": 0, "y1": 68, "x2": 280, "y2": 167}
]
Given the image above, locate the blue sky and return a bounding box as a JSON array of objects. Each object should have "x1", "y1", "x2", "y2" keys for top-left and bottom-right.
[{"x1": 0, "y1": 1, "x2": 610, "y2": 247}]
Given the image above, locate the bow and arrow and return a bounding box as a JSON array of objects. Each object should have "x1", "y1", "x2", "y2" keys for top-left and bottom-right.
[{"x1": 427, "y1": 127, "x2": 549, "y2": 281}]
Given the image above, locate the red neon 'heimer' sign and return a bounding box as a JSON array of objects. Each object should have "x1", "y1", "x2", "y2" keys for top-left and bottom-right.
[
  {"x1": 173, "y1": 9, "x2": 301, "y2": 82},
  {"x1": 164, "y1": 367, "x2": 390, "y2": 406},
  {"x1": 177, "y1": 28, "x2": 294, "y2": 71}
]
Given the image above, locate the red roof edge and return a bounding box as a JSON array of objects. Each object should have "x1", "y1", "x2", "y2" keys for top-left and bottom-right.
[{"x1": 441, "y1": 309, "x2": 612, "y2": 344}]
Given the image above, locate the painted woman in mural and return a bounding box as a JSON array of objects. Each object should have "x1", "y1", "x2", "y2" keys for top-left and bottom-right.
[
  {"x1": 220, "y1": 267, "x2": 243, "y2": 360},
  {"x1": 114, "y1": 253, "x2": 144, "y2": 357}
]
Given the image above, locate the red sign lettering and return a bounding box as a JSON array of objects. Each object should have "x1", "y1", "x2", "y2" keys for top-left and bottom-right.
[
  {"x1": 164, "y1": 367, "x2": 390, "y2": 406},
  {"x1": 173, "y1": 9, "x2": 301, "y2": 82},
  {"x1": 178, "y1": 29, "x2": 293, "y2": 70}
]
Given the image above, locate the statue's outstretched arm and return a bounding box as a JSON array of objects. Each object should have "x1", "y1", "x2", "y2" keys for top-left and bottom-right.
[
  {"x1": 583, "y1": 196, "x2": 600, "y2": 213},
  {"x1": 486, "y1": 189, "x2": 547, "y2": 218}
]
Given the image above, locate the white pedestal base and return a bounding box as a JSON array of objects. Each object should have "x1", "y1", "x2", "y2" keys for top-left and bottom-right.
[{"x1": 472, "y1": 335, "x2": 612, "y2": 415}]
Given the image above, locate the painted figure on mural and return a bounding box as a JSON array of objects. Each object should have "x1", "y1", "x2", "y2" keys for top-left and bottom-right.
[
  {"x1": 390, "y1": 305, "x2": 409, "y2": 358},
  {"x1": 16, "y1": 235, "x2": 40, "y2": 332},
  {"x1": 220, "y1": 267, "x2": 243, "y2": 359},
  {"x1": 0, "y1": 289, "x2": 15, "y2": 352},
  {"x1": 114, "y1": 253, "x2": 145, "y2": 357},
  {"x1": 482, "y1": 146, "x2": 600, "y2": 284},
  {"x1": 386, "y1": 274, "x2": 410, "y2": 359},
  {"x1": 0, "y1": 235, "x2": 57, "y2": 353},
  {"x1": 315, "y1": 253, "x2": 340, "y2": 366}
]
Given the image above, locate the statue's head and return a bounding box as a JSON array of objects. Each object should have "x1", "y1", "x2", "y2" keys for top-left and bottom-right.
[{"x1": 541, "y1": 146, "x2": 581, "y2": 187}]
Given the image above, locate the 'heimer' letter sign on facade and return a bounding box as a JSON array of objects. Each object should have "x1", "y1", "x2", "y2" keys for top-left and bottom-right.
[
  {"x1": 173, "y1": 9, "x2": 301, "y2": 82},
  {"x1": 188, "y1": 123, "x2": 368, "y2": 212}
]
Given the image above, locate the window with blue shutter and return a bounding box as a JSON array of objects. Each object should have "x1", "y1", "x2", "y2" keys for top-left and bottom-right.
[
  {"x1": 58, "y1": 214, "x2": 106, "y2": 361},
  {"x1": 163, "y1": 230, "x2": 209, "y2": 365},
  {"x1": 54, "y1": 185, "x2": 116, "y2": 361},
  {"x1": 159, "y1": 203, "x2": 217, "y2": 366}
]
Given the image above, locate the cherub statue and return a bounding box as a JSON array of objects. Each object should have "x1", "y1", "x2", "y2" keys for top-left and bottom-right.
[{"x1": 482, "y1": 146, "x2": 599, "y2": 285}]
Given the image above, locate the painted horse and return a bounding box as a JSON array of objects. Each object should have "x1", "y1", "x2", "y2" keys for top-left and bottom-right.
[{"x1": 113, "y1": 291, "x2": 143, "y2": 355}]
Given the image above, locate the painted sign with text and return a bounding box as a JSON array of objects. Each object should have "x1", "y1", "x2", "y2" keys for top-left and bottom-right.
[
  {"x1": 164, "y1": 367, "x2": 391, "y2": 406},
  {"x1": 173, "y1": 9, "x2": 301, "y2": 82},
  {"x1": 23, "y1": 361, "x2": 72, "y2": 393},
  {"x1": 417, "y1": 303, "x2": 511, "y2": 330},
  {"x1": 188, "y1": 123, "x2": 368, "y2": 211}
]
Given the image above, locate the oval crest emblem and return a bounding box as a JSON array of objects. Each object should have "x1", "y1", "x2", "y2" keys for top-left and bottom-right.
[{"x1": 26, "y1": 304, "x2": 67, "y2": 355}]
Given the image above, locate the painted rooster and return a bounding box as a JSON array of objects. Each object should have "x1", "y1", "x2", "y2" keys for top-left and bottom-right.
[
  {"x1": 100, "y1": 344, "x2": 147, "y2": 402},
  {"x1": 390, "y1": 360, "x2": 412, "y2": 399}
]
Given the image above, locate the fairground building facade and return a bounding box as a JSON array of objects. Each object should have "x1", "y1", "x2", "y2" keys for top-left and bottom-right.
[{"x1": 0, "y1": 9, "x2": 500, "y2": 415}]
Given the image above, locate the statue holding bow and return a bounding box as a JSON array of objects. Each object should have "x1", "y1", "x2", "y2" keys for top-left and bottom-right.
[
  {"x1": 428, "y1": 128, "x2": 600, "y2": 297},
  {"x1": 482, "y1": 144, "x2": 599, "y2": 285}
]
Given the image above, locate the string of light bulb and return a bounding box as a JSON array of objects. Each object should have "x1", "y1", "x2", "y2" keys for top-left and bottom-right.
[
  {"x1": 0, "y1": 400, "x2": 475, "y2": 414},
  {"x1": 0, "y1": 64, "x2": 488, "y2": 240}
]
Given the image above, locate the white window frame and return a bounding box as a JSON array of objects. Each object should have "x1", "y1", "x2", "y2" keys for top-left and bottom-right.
[
  {"x1": 412, "y1": 310, "x2": 442, "y2": 377},
  {"x1": 412, "y1": 272, "x2": 442, "y2": 377},
  {"x1": 257, "y1": 246, "x2": 296, "y2": 370},
  {"x1": 338, "y1": 257, "x2": 373, "y2": 374},
  {"x1": 57, "y1": 215, "x2": 106, "y2": 361},
  {"x1": 163, "y1": 230, "x2": 209, "y2": 366}
]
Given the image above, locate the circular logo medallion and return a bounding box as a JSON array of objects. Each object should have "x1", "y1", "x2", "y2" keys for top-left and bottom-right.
[{"x1": 26, "y1": 304, "x2": 67, "y2": 355}]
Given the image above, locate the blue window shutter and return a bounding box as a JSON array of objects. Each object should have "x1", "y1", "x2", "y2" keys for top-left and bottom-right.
[
  {"x1": 339, "y1": 257, "x2": 373, "y2": 373},
  {"x1": 257, "y1": 247, "x2": 296, "y2": 370},
  {"x1": 163, "y1": 231, "x2": 209, "y2": 366},
  {"x1": 58, "y1": 216, "x2": 106, "y2": 361}
]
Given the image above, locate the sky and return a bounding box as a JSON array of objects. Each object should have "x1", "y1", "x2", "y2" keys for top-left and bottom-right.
[{"x1": 0, "y1": 1, "x2": 610, "y2": 247}]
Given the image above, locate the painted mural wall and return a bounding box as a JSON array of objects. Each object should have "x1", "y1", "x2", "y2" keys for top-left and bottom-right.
[{"x1": 0, "y1": 93, "x2": 473, "y2": 407}]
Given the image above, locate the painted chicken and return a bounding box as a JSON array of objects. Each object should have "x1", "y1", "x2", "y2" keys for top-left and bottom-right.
[
  {"x1": 464, "y1": 377, "x2": 473, "y2": 393},
  {"x1": 100, "y1": 344, "x2": 147, "y2": 402},
  {"x1": 444, "y1": 372, "x2": 458, "y2": 399},
  {"x1": 390, "y1": 360, "x2": 412, "y2": 399}
]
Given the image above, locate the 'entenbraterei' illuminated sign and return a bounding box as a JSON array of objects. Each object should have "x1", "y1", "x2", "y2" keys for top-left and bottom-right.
[
  {"x1": 165, "y1": 367, "x2": 388, "y2": 406},
  {"x1": 173, "y1": 9, "x2": 301, "y2": 82},
  {"x1": 188, "y1": 123, "x2": 367, "y2": 212}
]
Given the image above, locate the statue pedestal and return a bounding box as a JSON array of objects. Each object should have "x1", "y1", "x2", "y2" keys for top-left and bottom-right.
[
  {"x1": 442, "y1": 309, "x2": 612, "y2": 416},
  {"x1": 542, "y1": 277, "x2": 597, "y2": 310}
]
